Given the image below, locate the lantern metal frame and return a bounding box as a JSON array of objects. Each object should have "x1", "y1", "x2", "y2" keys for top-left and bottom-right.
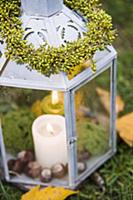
[{"x1": 0, "y1": 45, "x2": 117, "y2": 189}]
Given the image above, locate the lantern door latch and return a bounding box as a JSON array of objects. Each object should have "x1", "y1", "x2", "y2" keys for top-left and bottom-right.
[{"x1": 68, "y1": 137, "x2": 77, "y2": 146}]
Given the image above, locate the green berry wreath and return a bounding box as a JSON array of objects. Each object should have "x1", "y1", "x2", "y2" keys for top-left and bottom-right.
[{"x1": 0, "y1": 0, "x2": 116, "y2": 76}]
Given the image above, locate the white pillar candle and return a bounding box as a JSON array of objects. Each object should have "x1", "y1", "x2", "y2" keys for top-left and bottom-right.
[{"x1": 32, "y1": 114, "x2": 68, "y2": 168}]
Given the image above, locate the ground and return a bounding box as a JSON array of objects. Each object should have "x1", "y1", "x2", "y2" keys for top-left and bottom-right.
[{"x1": 0, "y1": 0, "x2": 133, "y2": 199}]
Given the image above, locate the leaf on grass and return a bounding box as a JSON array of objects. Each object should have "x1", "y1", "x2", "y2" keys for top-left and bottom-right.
[
  {"x1": 116, "y1": 112, "x2": 133, "y2": 147},
  {"x1": 96, "y1": 87, "x2": 125, "y2": 114},
  {"x1": 21, "y1": 186, "x2": 78, "y2": 200},
  {"x1": 21, "y1": 186, "x2": 40, "y2": 200}
]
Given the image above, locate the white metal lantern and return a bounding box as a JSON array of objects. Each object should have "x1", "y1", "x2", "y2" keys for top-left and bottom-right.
[{"x1": 0, "y1": 0, "x2": 117, "y2": 189}]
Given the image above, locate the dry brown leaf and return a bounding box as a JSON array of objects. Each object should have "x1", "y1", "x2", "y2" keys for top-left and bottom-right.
[
  {"x1": 116, "y1": 112, "x2": 133, "y2": 147},
  {"x1": 21, "y1": 186, "x2": 78, "y2": 200},
  {"x1": 96, "y1": 87, "x2": 124, "y2": 114}
]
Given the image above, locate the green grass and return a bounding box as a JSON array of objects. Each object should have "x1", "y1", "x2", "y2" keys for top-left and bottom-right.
[
  {"x1": 0, "y1": 0, "x2": 133, "y2": 199},
  {"x1": 0, "y1": 182, "x2": 22, "y2": 200}
]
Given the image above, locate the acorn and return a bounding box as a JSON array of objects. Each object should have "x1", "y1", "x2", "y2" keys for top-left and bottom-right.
[
  {"x1": 12, "y1": 159, "x2": 25, "y2": 174},
  {"x1": 51, "y1": 163, "x2": 66, "y2": 178},
  {"x1": 17, "y1": 150, "x2": 34, "y2": 163},
  {"x1": 78, "y1": 150, "x2": 91, "y2": 162},
  {"x1": 24, "y1": 161, "x2": 41, "y2": 178},
  {"x1": 7, "y1": 159, "x2": 16, "y2": 171},
  {"x1": 78, "y1": 162, "x2": 87, "y2": 174},
  {"x1": 40, "y1": 168, "x2": 52, "y2": 183},
  {"x1": 82, "y1": 151, "x2": 91, "y2": 160},
  {"x1": 90, "y1": 172, "x2": 106, "y2": 192},
  {"x1": 8, "y1": 159, "x2": 25, "y2": 175}
]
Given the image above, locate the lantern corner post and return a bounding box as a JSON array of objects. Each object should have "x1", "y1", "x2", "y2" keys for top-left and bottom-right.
[
  {"x1": 110, "y1": 57, "x2": 117, "y2": 154},
  {"x1": 64, "y1": 90, "x2": 78, "y2": 188}
]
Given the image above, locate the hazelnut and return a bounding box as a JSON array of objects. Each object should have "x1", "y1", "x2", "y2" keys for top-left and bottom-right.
[
  {"x1": 24, "y1": 161, "x2": 41, "y2": 178},
  {"x1": 51, "y1": 163, "x2": 66, "y2": 178},
  {"x1": 17, "y1": 150, "x2": 34, "y2": 163},
  {"x1": 78, "y1": 162, "x2": 87, "y2": 174},
  {"x1": 40, "y1": 168, "x2": 52, "y2": 183}
]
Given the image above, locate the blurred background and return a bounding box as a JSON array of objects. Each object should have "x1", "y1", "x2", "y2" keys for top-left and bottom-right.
[{"x1": 103, "y1": 0, "x2": 133, "y2": 114}]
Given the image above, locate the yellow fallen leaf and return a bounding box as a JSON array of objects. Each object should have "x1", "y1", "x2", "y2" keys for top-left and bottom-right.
[
  {"x1": 116, "y1": 112, "x2": 133, "y2": 147},
  {"x1": 96, "y1": 87, "x2": 124, "y2": 114},
  {"x1": 21, "y1": 186, "x2": 78, "y2": 200},
  {"x1": 21, "y1": 186, "x2": 40, "y2": 200}
]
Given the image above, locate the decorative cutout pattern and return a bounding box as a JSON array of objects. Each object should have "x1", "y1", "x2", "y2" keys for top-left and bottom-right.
[
  {"x1": 23, "y1": 19, "x2": 48, "y2": 48},
  {"x1": 57, "y1": 21, "x2": 83, "y2": 45},
  {"x1": 22, "y1": 9, "x2": 85, "y2": 48}
]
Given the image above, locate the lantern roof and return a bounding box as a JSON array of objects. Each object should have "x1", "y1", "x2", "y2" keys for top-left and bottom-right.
[
  {"x1": 0, "y1": 0, "x2": 117, "y2": 90},
  {"x1": 0, "y1": 45, "x2": 117, "y2": 91}
]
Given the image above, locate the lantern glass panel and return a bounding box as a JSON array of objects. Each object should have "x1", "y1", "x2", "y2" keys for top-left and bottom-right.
[
  {"x1": 74, "y1": 69, "x2": 111, "y2": 178},
  {"x1": 0, "y1": 87, "x2": 69, "y2": 186}
]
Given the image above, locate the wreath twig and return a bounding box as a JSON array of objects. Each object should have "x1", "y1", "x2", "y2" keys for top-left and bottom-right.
[{"x1": 0, "y1": 0, "x2": 116, "y2": 76}]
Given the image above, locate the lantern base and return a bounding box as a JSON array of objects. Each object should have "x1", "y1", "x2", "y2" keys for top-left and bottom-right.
[{"x1": 1, "y1": 150, "x2": 115, "y2": 190}]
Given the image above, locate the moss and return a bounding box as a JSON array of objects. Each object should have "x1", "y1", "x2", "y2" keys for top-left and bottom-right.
[
  {"x1": 2, "y1": 108, "x2": 35, "y2": 154},
  {"x1": 77, "y1": 119, "x2": 109, "y2": 156}
]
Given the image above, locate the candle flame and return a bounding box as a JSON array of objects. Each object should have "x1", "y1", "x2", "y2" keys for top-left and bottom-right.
[
  {"x1": 47, "y1": 123, "x2": 54, "y2": 135},
  {"x1": 51, "y1": 91, "x2": 59, "y2": 105}
]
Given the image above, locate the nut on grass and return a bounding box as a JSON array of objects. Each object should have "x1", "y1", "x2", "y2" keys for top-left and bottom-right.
[{"x1": 90, "y1": 172, "x2": 106, "y2": 192}]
